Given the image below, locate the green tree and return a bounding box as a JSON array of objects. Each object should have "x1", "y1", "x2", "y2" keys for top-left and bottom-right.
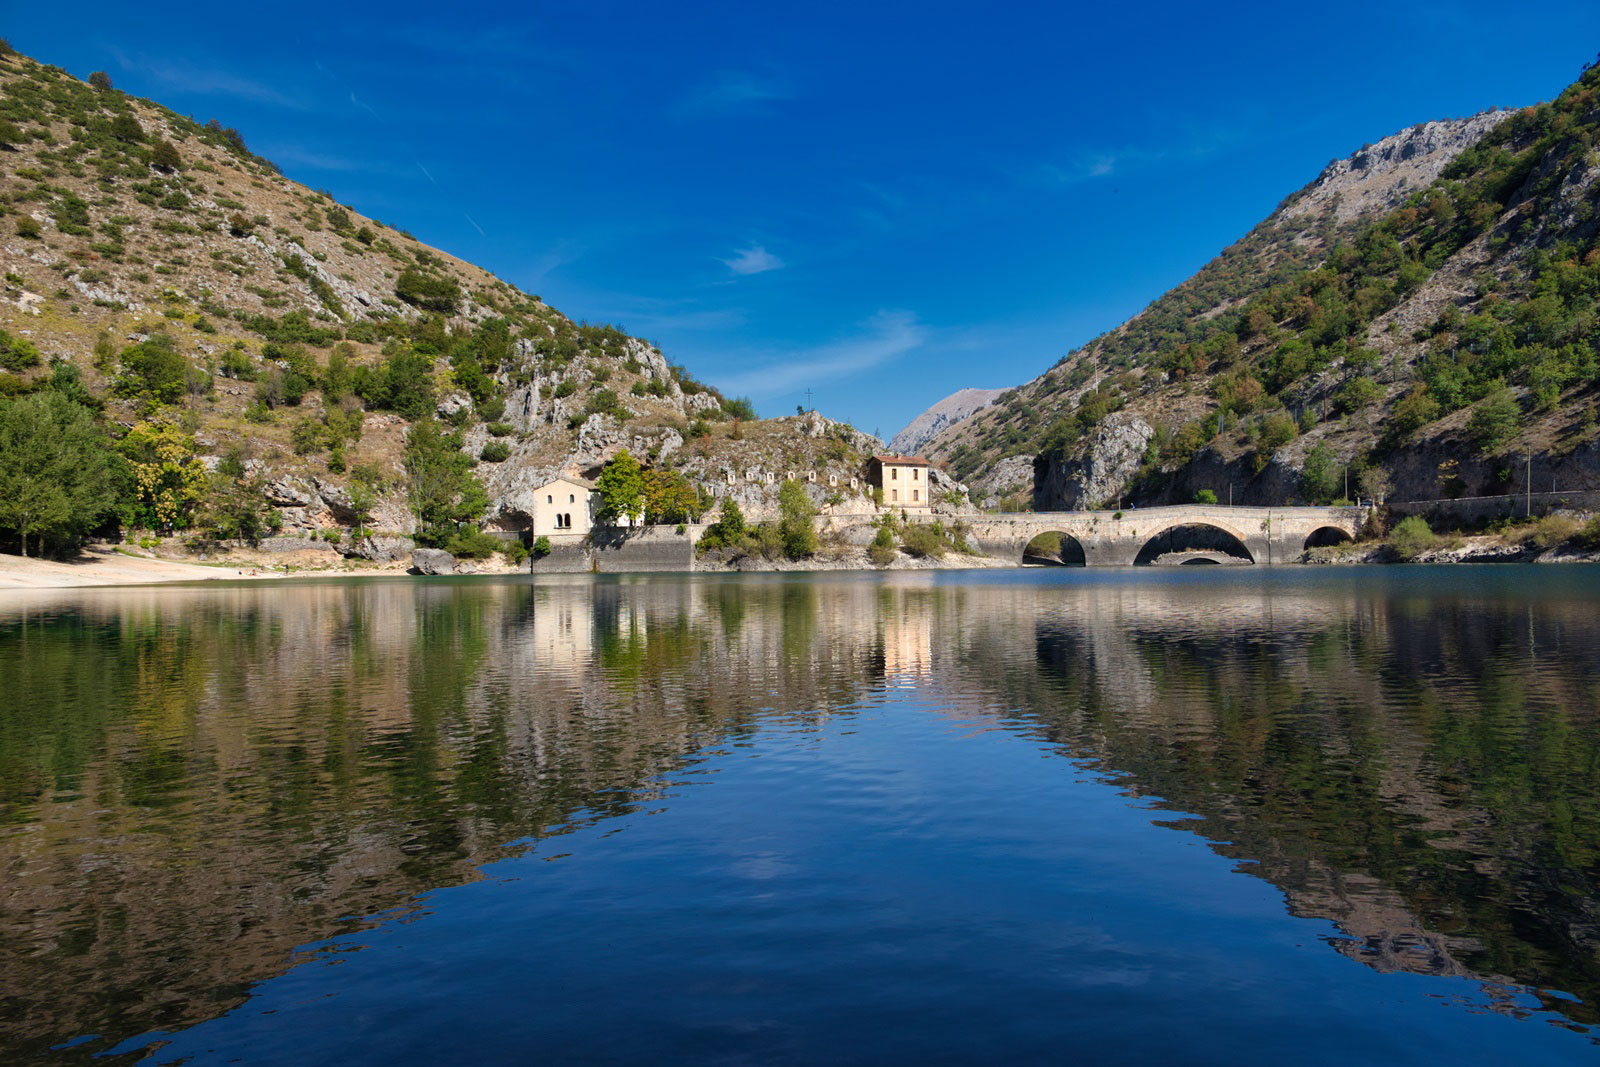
[
  {"x1": 596, "y1": 449, "x2": 645, "y2": 525},
  {"x1": 777, "y1": 478, "x2": 818, "y2": 559},
  {"x1": 404, "y1": 419, "x2": 485, "y2": 540},
  {"x1": 88, "y1": 70, "x2": 113, "y2": 91},
  {"x1": 113, "y1": 335, "x2": 188, "y2": 406},
  {"x1": 697, "y1": 495, "x2": 747, "y2": 552},
  {"x1": 1389, "y1": 386, "x2": 1440, "y2": 438},
  {"x1": 722, "y1": 396, "x2": 757, "y2": 420},
  {"x1": 643, "y1": 468, "x2": 699, "y2": 523},
  {"x1": 1467, "y1": 384, "x2": 1521, "y2": 452},
  {"x1": 198, "y1": 471, "x2": 270, "y2": 545},
  {"x1": 118, "y1": 417, "x2": 206, "y2": 530},
  {"x1": 1299, "y1": 443, "x2": 1341, "y2": 504},
  {"x1": 0, "y1": 392, "x2": 119, "y2": 556},
  {"x1": 1194, "y1": 489, "x2": 1218, "y2": 504},
  {"x1": 110, "y1": 113, "x2": 144, "y2": 143},
  {"x1": 150, "y1": 139, "x2": 181, "y2": 171},
  {"x1": 359, "y1": 349, "x2": 435, "y2": 418},
  {"x1": 323, "y1": 343, "x2": 354, "y2": 402}
]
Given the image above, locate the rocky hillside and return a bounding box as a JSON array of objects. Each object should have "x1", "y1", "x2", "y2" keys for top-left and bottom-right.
[
  {"x1": 0, "y1": 45, "x2": 924, "y2": 557},
  {"x1": 928, "y1": 57, "x2": 1600, "y2": 513},
  {"x1": 887, "y1": 387, "x2": 1004, "y2": 456}
]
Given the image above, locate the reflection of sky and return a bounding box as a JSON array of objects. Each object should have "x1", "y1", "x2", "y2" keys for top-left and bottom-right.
[{"x1": 119, "y1": 690, "x2": 1591, "y2": 1065}]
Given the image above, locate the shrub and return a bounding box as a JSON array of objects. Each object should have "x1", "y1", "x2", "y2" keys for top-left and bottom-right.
[
  {"x1": 480, "y1": 440, "x2": 511, "y2": 462},
  {"x1": 502, "y1": 540, "x2": 529, "y2": 565},
  {"x1": 867, "y1": 527, "x2": 898, "y2": 566},
  {"x1": 900, "y1": 523, "x2": 945, "y2": 559},
  {"x1": 486, "y1": 421, "x2": 514, "y2": 437},
  {"x1": 444, "y1": 526, "x2": 503, "y2": 559},
  {"x1": 1334, "y1": 375, "x2": 1381, "y2": 415},
  {"x1": 532, "y1": 535, "x2": 551, "y2": 558},
  {"x1": 290, "y1": 417, "x2": 325, "y2": 455},
  {"x1": 1194, "y1": 489, "x2": 1218, "y2": 505},
  {"x1": 1523, "y1": 515, "x2": 1579, "y2": 550},
  {"x1": 16, "y1": 217, "x2": 41, "y2": 239},
  {"x1": 395, "y1": 269, "x2": 460, "y2": 314},
  {"x1": 218, "y1": 348, "x2": 257, "y2": 380},
  {"x1": 88, "y1": 71, "x2": 113, "y2": 92},
  {"x1": 0, "y1": 329, "x2": 42, "y2": 372},
  {"x1": 1389, "y1": 515, "x2": 1436, "y2": 560},
  {"x1": 110, "y1": 113, "x2": 144, "y2": 143},
  {"x1": 1576, "y1": 516, "x2": 1600, "y2": 550}
]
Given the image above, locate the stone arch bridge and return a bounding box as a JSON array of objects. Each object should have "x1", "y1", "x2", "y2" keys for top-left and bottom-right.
[{"x1": 961, "y1": 505, "x2": 1367, "y2": 566}]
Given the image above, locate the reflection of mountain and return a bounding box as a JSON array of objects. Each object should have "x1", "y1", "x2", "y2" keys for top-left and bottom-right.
[{"x1": 1, "y1": 571, "x2": 1597, "y2": 1058}]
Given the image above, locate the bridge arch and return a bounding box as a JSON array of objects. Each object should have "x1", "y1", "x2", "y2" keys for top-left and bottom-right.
[
  {"x1": 1303, "y1": 525, "x2": 1354, "y2": 551},
  {"x1": 1133, "y1": 520, "x2": 1255, "y2": 566},
  {"x1": 1022, "y1": 530, "x2": 1087, "y2": 567}
]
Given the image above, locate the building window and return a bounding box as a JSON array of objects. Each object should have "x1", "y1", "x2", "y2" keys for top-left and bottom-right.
[
  {"x1": 912, "y1": 469, "x2": 919, "y2": 480},
  {"x1": 912, "y1": 490, "x2": 919, "y2": 502},
  {"x1": 891, "y1": 489, "x2": 898, "y2": 502},
  {"x1": 547, "y1": 494, "x2": 553, "y2": 504},
  {"x1": 892, "y1": 468, "x2": 898, "y2": 480},
  {"x1": 569, "y1": 494, "x2": 575, "y2": 503}
]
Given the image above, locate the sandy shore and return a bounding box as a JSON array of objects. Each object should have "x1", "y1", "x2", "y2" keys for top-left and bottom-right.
[{"x1": 0, "y1": 546, "x2": 304, "y2": 589}]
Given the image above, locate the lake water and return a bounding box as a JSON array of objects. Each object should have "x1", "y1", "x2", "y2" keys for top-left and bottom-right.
[{"x1": 2, "y1": 567, "x2": 1598, "y2": 1064}]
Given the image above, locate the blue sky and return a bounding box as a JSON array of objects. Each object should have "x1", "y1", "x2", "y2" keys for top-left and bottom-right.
[{"x1": 9, "y1": 3, "x2": 1600, "y2": 439}]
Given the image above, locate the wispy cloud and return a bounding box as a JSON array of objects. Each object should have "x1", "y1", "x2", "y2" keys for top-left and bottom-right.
[
  {"x1": 672, "y1": 70, "x2": 792, "y2": 119},
  {"x1": 718, "y1": 310, "x2": 925, "y2": 397},
  {"x1": 254, "y1": 145, "x2": 371, "y2": 173},
  {"x1": 1035, "y1": 120, "x2": 1252, "y2": 187},
  {"x1": 720, "y1": 244, "x2": 784, "y2": 276},
  {"x1": 112, "y1": 52, "x2": 306, "y2": 110},
  {"x1": 519, "y1": 241, "x2": 584, "y2": 290}
]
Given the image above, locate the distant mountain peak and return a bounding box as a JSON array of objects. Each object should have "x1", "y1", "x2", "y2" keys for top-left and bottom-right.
[{"x1": 888, "y1": 387, "x2": 1006, "y2": 455}]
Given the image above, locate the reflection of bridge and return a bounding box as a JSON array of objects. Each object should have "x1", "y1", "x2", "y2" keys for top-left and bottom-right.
[{"x1": 962, "y1": 504, "x2": 1366, "y2": 566}]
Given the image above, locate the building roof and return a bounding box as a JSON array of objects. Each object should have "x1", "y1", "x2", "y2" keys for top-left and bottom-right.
[
  {"x1": 537, "y1": 475, "x2": 597, "y2": 491},
  {"x1": 871, "y1": 454, "x2": 933, "y2": 467}
]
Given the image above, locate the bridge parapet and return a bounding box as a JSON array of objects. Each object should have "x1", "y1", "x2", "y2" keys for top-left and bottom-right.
[{"x1": 960, "y1": 504, "x2": 1365, "y2": 566}]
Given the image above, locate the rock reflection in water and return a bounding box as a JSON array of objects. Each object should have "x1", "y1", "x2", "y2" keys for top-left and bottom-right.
[{"x1": 0, "y1": 569, "x2": 1596, "y2": 1061}]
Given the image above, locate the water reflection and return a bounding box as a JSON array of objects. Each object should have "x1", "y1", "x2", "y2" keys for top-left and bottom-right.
[{"x1": 0, "y1": 569, "x2": 1597, "y2": 1060}]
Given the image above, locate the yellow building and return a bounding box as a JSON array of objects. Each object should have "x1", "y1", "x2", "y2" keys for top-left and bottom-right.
[
  {"x1": 868, "y1": 454, "x2": 933, "y2": 510},
  {"x1": 532, "y1": 476, "x2": 599, "y2": 539}
]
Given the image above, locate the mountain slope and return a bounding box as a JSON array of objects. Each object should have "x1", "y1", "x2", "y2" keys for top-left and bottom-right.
[
  {"x1": 887, "y1": 387, "x2": 1004, "y2": 455},
  {"x1": 928, "y1": 63, "x2": 1600, "y2": 511},
  {"x1": 0, "y1": 46, "x2": 896, "y2": 556}
]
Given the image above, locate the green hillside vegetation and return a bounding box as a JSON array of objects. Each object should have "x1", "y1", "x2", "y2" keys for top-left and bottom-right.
[
  {"x1": 938, "y1": 57, "x2": 1600, "y2": 508},
  {"x1": 0, "y1": 44, "x2": 774, "y2": 557}
]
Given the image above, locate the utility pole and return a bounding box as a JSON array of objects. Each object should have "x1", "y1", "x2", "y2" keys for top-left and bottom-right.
[{"x1": 1526, "y1": 451, "x2": 1533, "y2": 518}]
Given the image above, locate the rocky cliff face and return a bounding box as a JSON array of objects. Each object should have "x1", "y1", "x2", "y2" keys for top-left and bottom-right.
[
  {"x1": 1283, "y1": 111, "x2": 1512, "y2": 224},
  {"x1": 1031, "y1": 413, "x2": 1154, "y2": 510}
]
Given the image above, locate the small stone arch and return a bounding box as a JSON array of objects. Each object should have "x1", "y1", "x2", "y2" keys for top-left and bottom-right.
[
  {"x1": 1134, "y1": 522, "x2": 1254, "y2": 566},
  {"x1": 1023, "y1": 530, "x2": 1087, "y2": 567},
  {"x1": 1304, "y1": 525, "x2": 1354, "y2": 551}
]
